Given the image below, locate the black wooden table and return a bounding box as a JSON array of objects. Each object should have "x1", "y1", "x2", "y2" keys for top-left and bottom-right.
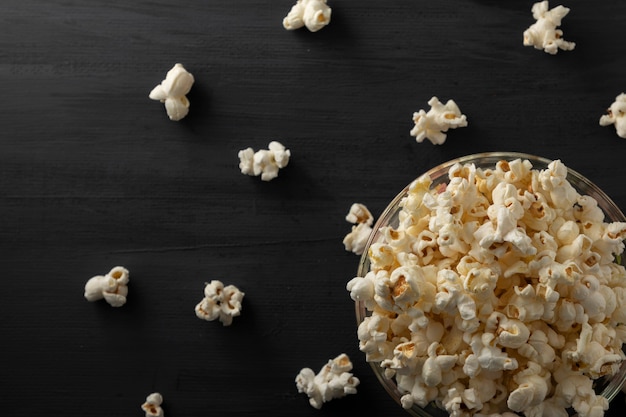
[{"x1": 2, "y1": 1, "x2": 626, "y2": 416}]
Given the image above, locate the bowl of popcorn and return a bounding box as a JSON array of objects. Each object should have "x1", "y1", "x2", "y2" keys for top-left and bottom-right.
[{"x1": 347, "y1": 152, "x2": 626, "y2": 417}]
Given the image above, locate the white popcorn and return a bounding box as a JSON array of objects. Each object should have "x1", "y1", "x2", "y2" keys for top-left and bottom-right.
[
  {"x1": 149, "y1": 63, "x2": 194, "y2": 121},
  {"x1": 141, "y1": 393, "x2": 164, "y2": 417},
  {"x1": 348, "y1": 158, "x2": 626, "y2": 417},
  {"x1": 523, "y1": 1, "x2": 575, "y2": 55},
  {"x1": 195, "y1": 280, "x2": 244, "y2": 326},
  {"x1": 238, "y1": 141, "x2": 290, "y2": 181},
  {"x1": 283, "y1": 0, "x2": 331, "y2": 32},
  {"x1": 410, "y1": 96, "x2": 467, "y2": 145},
  {"x1": 295, "y1": 353, "x2": 359, "y2": 409},
  {"x1": 343, "y1": 203, "x2": 375, "y2": 255},
  {"x1": 83, "y1": 266, "x2": 129, "y2": 307},
  {"x1": 599, "y1": 93, "x2": 626, "y2": 139}
]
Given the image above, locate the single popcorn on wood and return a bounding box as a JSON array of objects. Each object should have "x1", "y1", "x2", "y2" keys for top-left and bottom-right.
[
  {"x1": 238, "y1": 141, "x2": 290, "y2": 181},
  {"x1": 295, "y1": 353, "x2": 359, "y2": 409},
  {"x1": 283, "y1": 0, "x2": 331, "y2": 32},
  {"x1": 149, "y1": 63, "x2": 194, "y2": 121},
  {"x1": 600, "y1": 93, "x2": 626, "y2": 139},
  {"x1": 84, "y1": 266, "x2": 129, "y2": 307},
  {"x1": 347, "y1": 158, "x2": 626, "y2": 417},
  {"x1": 195, "y1": 280, "x2": 244, "y2": 326},
  {"x1": 141, "y1": 392, "x2": 164, "y2": 417},
  {"x1": 343, "y1": 203, "x2": 375, "y2": 255},
  {"x1": 410, "y1": 96, "x2": 468, "y2": 145},
  {"x1": 523, "y1": 1, "x2": 575, "y2": 54}
]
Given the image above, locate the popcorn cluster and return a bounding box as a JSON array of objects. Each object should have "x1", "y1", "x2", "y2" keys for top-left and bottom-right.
[
  {"x1": 343, "y1": 203, "x2": 375, "y2": 255},
  {"x1": 410, "y1": 97, "x2": 468, "y2": 145},
  {"x1": 347, "y1": 158, "x2": 626, "y2": 417},
  {"x1": 84, "y1": 266, "x2": 130, "y2": 307},
  {"x1": 600, "y1": 93, "x2": 626, "y2": 139},
  {"x1": 195, "y1": 280, "x2": 245, "y2": 326},
  {"x1": 523, "y1": 1, "x2": 575, "y2": 55},
  {"x1": 141, "y1": 393, "x2": 164, "y2": 417},
  {"x1": 283, "y1": 0, "x2": 332, "y2": 32},
  {"x1": 295, "y1": 353, "x2": 360, "y2": 409},
  {"x1": 149, "y1": 63, "x2": 195, "y2": 121},
  {"x1": 238, "y1": 141, "x2": 291, "y2": 181}
]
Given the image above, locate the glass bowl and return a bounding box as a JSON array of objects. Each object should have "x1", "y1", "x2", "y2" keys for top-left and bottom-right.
[{"x1": 354, "y1": 152, "x2": 626, "y2": 417}]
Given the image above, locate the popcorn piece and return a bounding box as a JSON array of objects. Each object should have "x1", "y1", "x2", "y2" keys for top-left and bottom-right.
[
  {"x1": 348, "y1": 157, "x2": 626, "y2": 417},
  {"x1": 343, "y1": 203, "x2": 375, "y2": 255},
  {"x1": 410, "y1": 97, "x2": 468, "y2": 145},
  {"x1": 195, "y1": 280, "x2": 244, "y2": 326},
  {"x1": 599, "y1": 93, "x2": 626, "y2": 139},
  {"x1": 283, "y1": 0, "x2": 331, "y2": 32},
  {"x1": 141, "y1": 393, "x2": 164, "y2": 417},
  {"x1": 238, "y1": 141, "x2": 290, "y2": 181},
  {"x1": 523, "y1": 1, "x2": 575, "y2": 54},
  {"x1": 295, "y1": 353, "x2": 359, "y2": 409},
  {"x1": 149, "y1": 63, "x2": 194, "y2": 121},
  {"x1": 83, "y1": 266, "x2": 129, "y2": 307}
]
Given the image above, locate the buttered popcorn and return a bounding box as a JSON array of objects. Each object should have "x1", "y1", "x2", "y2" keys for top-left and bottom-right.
[
  {"x1": 238, "y1": 141, "x2": 291, "y2": 181},
  {"x1": 347, "y1": 158, "x2": 626, "y2": 417}
]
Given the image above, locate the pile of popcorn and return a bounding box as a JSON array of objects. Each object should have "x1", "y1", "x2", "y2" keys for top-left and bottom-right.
[{"x1": 347, "y1": 158, "x2": 626, "y2": 417}]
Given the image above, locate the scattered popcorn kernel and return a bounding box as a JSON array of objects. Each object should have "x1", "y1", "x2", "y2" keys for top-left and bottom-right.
[
  {"x1": 410, "y1": 97, "x2": 468, "y2": 145},
  {"x1": 348, "y1": 158, "x2": 626, "y2": 417},
  {"x1": 84, "y1": 266, "x2": 129, "y2": 307},
  {"x1": 149, "y1": 63, "x2": 194, "y2": 121},
  {"x1": 283, "y1": 0, "x2": 331, "y2": 32},
  {"x1": 599, "y1": 93, "x2": 626, "y2": 139},
  {"x1": 523, "y1": 1, "x2": 575, "y2": 54},
  {"x1": 343, "y1": 203, "x2": 375, "y2": 255},
  {"x1": 238, "y1": 141, "x2": 290, "y2": 181},
  {"x1": 195, "y1": 280, "x2": 244, "y2": 326},
  {"x1": 141, "y1": 392, "x2": 164, "y2": 417},
  {"x1": 295, "y1": 353, "x2": 359, "y2": 409}
]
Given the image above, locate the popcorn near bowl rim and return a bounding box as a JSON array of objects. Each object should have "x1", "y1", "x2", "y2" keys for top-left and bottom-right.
[{"x1": 347, "y1": 154, "x2": 626, "y2": 417}]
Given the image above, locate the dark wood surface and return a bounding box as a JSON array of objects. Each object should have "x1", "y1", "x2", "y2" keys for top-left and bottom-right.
[{"x1": 2, "y1": 1, "x2": 626, "y2": 416}]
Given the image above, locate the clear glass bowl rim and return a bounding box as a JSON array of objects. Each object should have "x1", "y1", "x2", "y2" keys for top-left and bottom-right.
[{"x1": 354, "y1": 151, "x2": 626, "y2": 417}]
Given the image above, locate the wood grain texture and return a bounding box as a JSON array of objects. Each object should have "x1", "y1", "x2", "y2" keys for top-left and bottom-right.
[{"x1": 2, "y1": 1, "x2": 626, "y2": 416}]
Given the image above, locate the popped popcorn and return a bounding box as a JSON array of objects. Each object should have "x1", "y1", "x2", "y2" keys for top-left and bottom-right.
[
  {"x1": 283, "y1": 0, "x2": 331, "y2": 32},
  {"x1": 238, "y1": 141, "x2": 290, "y2": 181},
  {"x1": 84, "y1": 266, "x2": 129, "y2": 307},
  {"x1": 523, "y1": 1, "x2": 575, "y2": 55},
  {"x1": 410, "y1": 97, "x2": 468, "y2": 145},
  {"x1": 141, "y1": 393, "x2": 164, "y2": 417},
  {"x1": 343, "y1": 203, "x2": 375, "y2": 255},
  {"x1": 149, "y1": 63, "x2": 194, "y2": 121},
  {"x1": 599, "y1": 93, "x2": 626, "y2": 139},
  {"x1": 347, "y1": 158, "x2": 626, "y2": 417},
  {"x1": 295, "y1": 353, "x2": 359, "y2": 409},
  {"x1": 195, "y1": 280, "x2": 244, "y2": 326}
]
